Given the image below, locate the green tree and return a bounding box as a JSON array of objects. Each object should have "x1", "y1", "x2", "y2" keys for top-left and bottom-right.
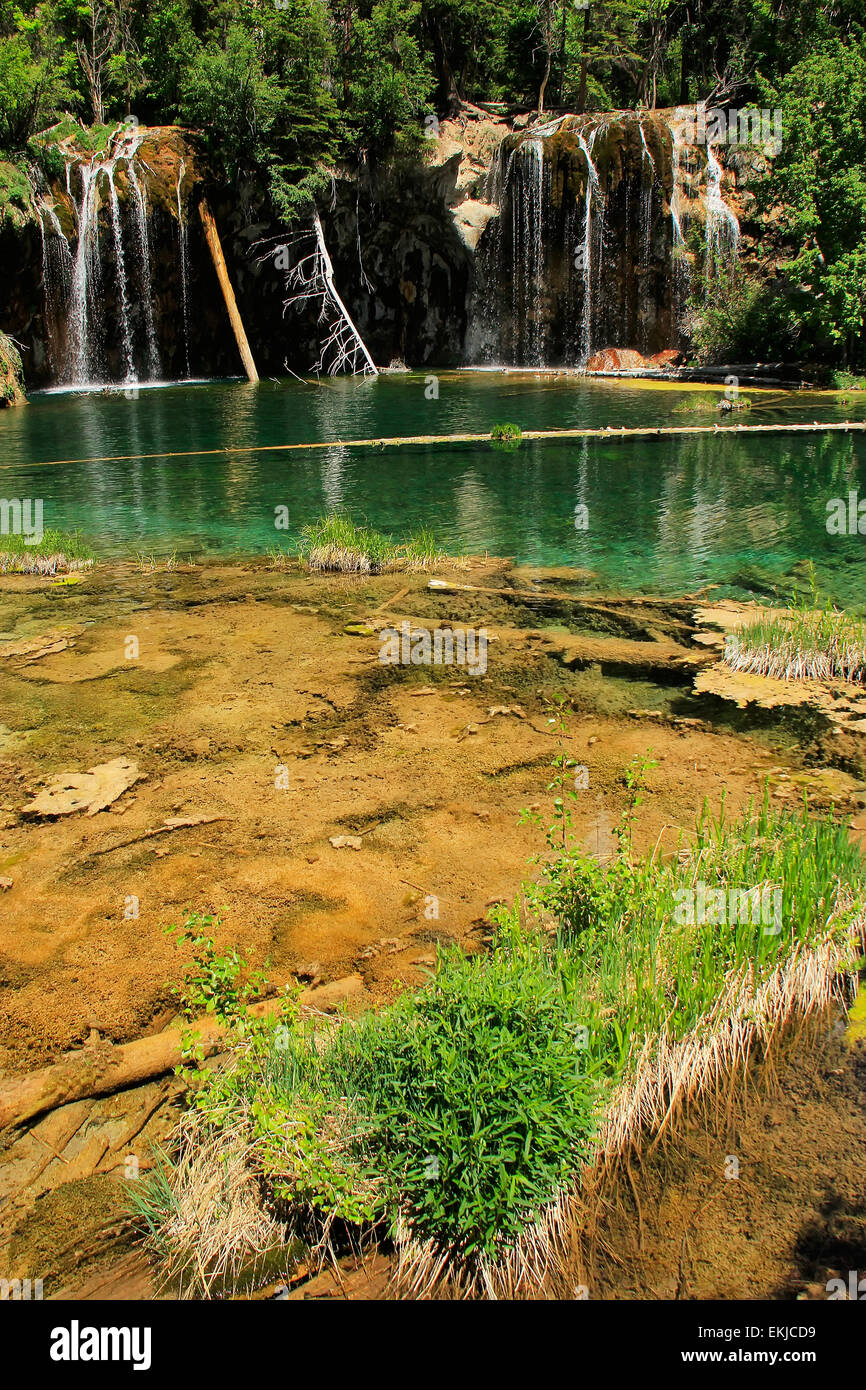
[
  {"x1": 140, "y1": 0, "x2": 198, "y2": 120},
  {"x1": 340, "y1": 0, "x2": 433, "y2": 159},
  {"x1": 258, "y1": 0, "x2": 339, "y2": 207},
  {"x1": 180, "y1": 23, "x2": 284, "y2": 180},
  {"x1": 180, "y1": 13, "x2": 338, "y2": 217},
  {"x1": 0, "y1": 8, "x2": 73, "y2": 150},
  {"x1": 759, "y1": 39, "x2": 866, "y2": 366}
]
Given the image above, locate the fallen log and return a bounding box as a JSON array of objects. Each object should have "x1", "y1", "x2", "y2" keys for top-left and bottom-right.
[
  {"x1": 0, "y1": 1012, "x2": 242, "y2": 1133},
  {"x1": 426, "y1": 577, "x2": 709, "y2": 609},
  {"x1": 36, "y1": 421, "x2": 866, "y2": 471},
  {"x1": 0, "y1": 979, "x2": 363, "y2": 1133}
]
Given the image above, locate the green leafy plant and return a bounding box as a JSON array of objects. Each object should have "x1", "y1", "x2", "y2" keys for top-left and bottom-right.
[
  {"x1": 165, "y1": 911, "x2": 270, "y2": 1026},
  {"x1": 490, "y1": 422, "x2": 523, "y2": 447}
]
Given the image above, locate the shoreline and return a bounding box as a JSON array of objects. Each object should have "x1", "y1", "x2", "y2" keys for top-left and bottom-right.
[{"x1": 0, "y1": 557, "x2": 863, "y2": 1298}]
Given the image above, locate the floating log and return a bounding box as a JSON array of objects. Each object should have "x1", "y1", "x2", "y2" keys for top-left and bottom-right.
[
  {"x1": 198, "y1": 197, "x2": 259, "y2": 383},
  {"x1": 36, "y1": 420, "x2": 866, "y2": 471}
]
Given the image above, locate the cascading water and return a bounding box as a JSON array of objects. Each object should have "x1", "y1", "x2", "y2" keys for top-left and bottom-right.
[
  {"x1": 107, "y1": 169, "x2": 136, "y2": 382},
  {"x1": 127, "y1": 159, "x2": 161, "y2": 379},
  {"x1": 704, "y1": 144, "x2": 740, "y2": 291},
  {"x1": 176, "y1": 160, "x2": 191, "y2": 378},
  {"x1": 500, "y1": 137, "x2": 548, "y2": 365},
  {"x1": 36, "y1": 125, "x2": 187, "y2": 386},
  {"x1": 667, "y1": 119, "x2": 692, "y2": 325},
  {"x1": 523, "y1": 138, "x2": 546, "y2": 364},
  {"x1": 638, "y1": 120, "x2": 655, "y2": 273},
  {"x1": 577, "y1": 130, "x2": 600, "y2": 363},
  {"x1": 469, "y1": 112, "x2": 710, "y2": 368},
  {"x1": 37, "y1": 199, "x2": 73, "y2": 376}
]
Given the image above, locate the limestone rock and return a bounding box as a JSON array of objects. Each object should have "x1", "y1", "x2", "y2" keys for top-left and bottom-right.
[{"x1": 22, "y1": 757, "x2": 146, "y2": 818}]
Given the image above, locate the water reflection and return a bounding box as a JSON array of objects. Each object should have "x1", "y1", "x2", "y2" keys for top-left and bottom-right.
[{"x1": 0, "y1": 377, "x2": 862, "y2": 604}]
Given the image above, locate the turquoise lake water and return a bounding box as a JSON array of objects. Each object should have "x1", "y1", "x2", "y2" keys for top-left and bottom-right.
[{"x1": 1, "y1": 372, "x2": 864, "y2": 604}]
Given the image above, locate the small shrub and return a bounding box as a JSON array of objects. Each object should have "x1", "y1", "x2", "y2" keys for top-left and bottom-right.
[
  {"x1": 490, "y1": 422, "x2": 523, "y2": 446},
  {"x1": 328, "y1": 933, "x2": 600, "y2": 1264}
]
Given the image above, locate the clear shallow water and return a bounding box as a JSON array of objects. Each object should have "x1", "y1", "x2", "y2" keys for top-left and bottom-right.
[{"x1": 1, "y1": 373, "x2": 865, "y2": 604}]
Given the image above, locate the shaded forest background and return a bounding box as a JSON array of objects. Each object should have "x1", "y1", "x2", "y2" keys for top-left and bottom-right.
[{"x1": 2, "y1": 1, "x2": 866, "y2": 368}]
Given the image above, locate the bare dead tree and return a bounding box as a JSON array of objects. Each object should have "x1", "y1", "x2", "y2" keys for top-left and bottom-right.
[
  {"x1": 257, "y1": 213, "x2": 378, "y2": 378},
  {"x1": 76, "y1": 2, "x2": 119, "y2": 125},
  {"x1": 535, "y1": 0, "x2": 560, "y2": 117}
]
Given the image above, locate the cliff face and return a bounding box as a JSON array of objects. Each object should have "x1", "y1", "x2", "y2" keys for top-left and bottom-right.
[{"x1": 0, "y1": 107, "x2": 759, "y2": 387}]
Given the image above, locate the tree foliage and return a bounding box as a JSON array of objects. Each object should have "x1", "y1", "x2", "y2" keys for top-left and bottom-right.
[{"x1": 0, "y1": 0, "x2": 865, "y2": 362}]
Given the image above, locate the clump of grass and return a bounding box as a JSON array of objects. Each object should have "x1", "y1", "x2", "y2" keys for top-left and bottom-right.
[
  {"x1": 672, "y1": 393, "x2": 751, "y2": 414},
  {"x1": 127, "y1": 1119, "x2": 290, "y2": 1299},
  {"x1": 136, "y1": 550, "x2": 180, "y2": 573},
  {"x1": 300, "y1": 514, "x2": 447, "y2": 574},
  {"x1": 490, "y1": 422, "x2": 522, "y2": 442},
  {"x1": 266, "y1": 546, "x2": 294, "y2": 572},
  {"x1": 134, "y1": 739, "x2": 865, "y2": 1298},
  {"x1": 672, "y1": 394, "x2": 722, "y2": 413},
  {"x1": 725, "y1": 608, "x2": 866, "y2": 683},
  {"x1": 0, "y1": 528, "x2": 94, "y2": 575},
  {"x1": 490, "y1": 422, "x2": 523, "y2": 451},
  {"x1": 723, "y1": 566, "x2": 866, "y2": 684}
]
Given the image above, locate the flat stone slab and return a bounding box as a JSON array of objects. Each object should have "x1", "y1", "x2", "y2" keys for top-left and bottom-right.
[{"x1": 22, "y1": 757, "x2": 146, "y2": 818}]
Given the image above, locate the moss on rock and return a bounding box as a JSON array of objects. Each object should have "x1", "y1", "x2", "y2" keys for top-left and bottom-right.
[{"x1": 0, "y1": 331, "x2": 26, "y2": 406}]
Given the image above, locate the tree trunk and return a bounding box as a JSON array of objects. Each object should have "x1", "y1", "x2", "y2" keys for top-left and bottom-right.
[
  {"x1": 198, "y1": 198, "x2": 259, "y2": 383},
  {"x1": 312, "y1": 211, "x2": 378, "y2": 375},
  {"x1": 538, "y1": 51, "x2": 552, "y2": 117}
]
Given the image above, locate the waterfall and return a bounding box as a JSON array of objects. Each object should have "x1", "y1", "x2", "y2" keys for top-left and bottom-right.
[
  {"x1": 667, "y1": 120, "x2": 691, "y2": 322},
  {"x1": 176, "y1": 159, "x2": 191, "y2": 378},
  {"x1": 66, "y1": 136, "x2": 140, "y2": 384},
  {"x1": 523, "y1": 139, "x2": 546, "y2": 365},
  {"x1": 37, "y1": 200, "x2": 73, "y2": 377},
  {"x1": 67, "y1": 158, "x2": 104, "y2": 383},
  {"x1": 127, "y1": 160, "x2": 161, "y2": 379},
  {"x1": 638, "y1": 119, "x2": 655, "y2": 272},
  {"x1": 106, "y1": 170, "x2": 136, "y2": 382},
  {"x1": 37, "y1": 125, "x2": 183, "y2": 386},
  {"x1": 704, "y1": 145, "x2": 740, "y2": 291},
  {"x1": 669, "y1": 125, "x2": 686, "y2": 252},
  {"x1": 577, "y1": 131, "x2": 599, "y2": 364},
  {"x1": 497, "y1": 137, "x2": 548, "y2": 365}
]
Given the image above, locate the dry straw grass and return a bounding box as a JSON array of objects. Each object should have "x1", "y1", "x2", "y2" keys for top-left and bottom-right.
[
  {"x1": 138, "y1": 1113, "x2": 289, "y2": 1299},
  {"x1": 392, "y1": 910, "x2": 864, "y2": 1300},
  {"x1": 0, "y1": 551, "x2": 93, "y2": 576},
  {"x1": 723, "y1": 602, "x2": 866, "y2": 686}
]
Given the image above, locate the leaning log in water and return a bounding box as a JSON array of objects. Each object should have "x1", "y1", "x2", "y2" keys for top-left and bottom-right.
[{"x1": 198, "y1": 197, "x2": 259, "y2": 383}]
